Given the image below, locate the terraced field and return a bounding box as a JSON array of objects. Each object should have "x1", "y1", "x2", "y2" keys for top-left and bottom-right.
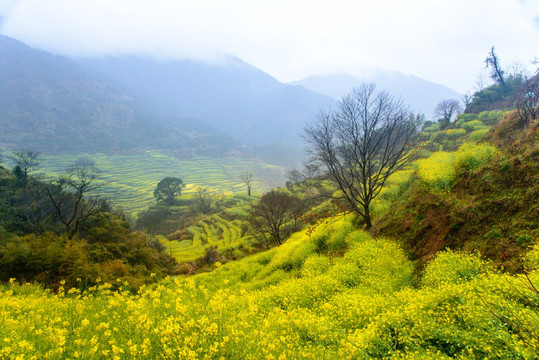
[
  {"x1": 160, "y1": 213, "x2": 253, "y2": 263},
  {"x1": 34, "y1": 151, "x2": 284, "y2": 214}
]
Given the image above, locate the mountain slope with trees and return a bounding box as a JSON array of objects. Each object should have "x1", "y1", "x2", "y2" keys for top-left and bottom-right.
[
  {"x1": 0, "y1": 35, "x2": 236, "y2": 155},
  {"x1": 1, "y1": 44, "x2": 538, "y2": 358},
  {"x1": 81, "y1": 55, "x2": 335, "y2": 146}
]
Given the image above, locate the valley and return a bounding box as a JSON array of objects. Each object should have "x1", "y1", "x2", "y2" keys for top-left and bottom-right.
[
  {"x1": 0, "y1": 22, "x2": 538, "y2": 360},
  {"x1": 35, "y1": 151, "x2": 284, "y2": 215}
]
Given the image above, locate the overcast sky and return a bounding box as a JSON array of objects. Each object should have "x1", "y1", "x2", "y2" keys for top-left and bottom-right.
[{"x1": 0, "y1": 0, "x2": 538, "y2": 92}]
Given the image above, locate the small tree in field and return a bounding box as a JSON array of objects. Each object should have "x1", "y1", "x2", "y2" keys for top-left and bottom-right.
[
  {"x1": 239, "y1": 172, "x2": 253, "y2": 197},
  {"x1": 303, "y1": 83, "x2": 421, "y2": 228},
  {"x1": 248, "y1": 190, "x2": 303, "y2": 248},
  {"x1": 154, "y1": 177, "x2": 185, "y2": 206}
]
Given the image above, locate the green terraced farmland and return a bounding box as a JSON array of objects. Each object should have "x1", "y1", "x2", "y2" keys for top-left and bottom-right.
[
  {"x1": 161, "y1": 213, "x2": 253, "y2": 263},
  {"x1": 35, "y1": 151, "x2": 285, "y2": 215}
]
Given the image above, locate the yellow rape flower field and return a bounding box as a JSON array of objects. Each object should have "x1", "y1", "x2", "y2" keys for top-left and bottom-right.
[{"x1": 1, "y1": 215, "x2": 538, "y2": 359}]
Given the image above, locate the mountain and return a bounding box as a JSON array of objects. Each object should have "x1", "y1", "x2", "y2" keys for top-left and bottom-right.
[
  {"x1": 293, "y1": 72, "x2": 461, "y2": 117},
  {"x1": 0, "y1": 35, "x2": 236, "y2": 155},
  {"x1": 80, "y1": 56, "x2": 335, "y2": 146}
]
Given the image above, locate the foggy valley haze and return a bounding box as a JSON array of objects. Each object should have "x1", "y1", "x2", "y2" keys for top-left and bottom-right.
[
  {"x1": 0, "y1": 0, "x2": 538, "y2": 188},
  {"x1": 1, "y1": 0, "x2": 538, "y2": 92},
  {"x1": 0, "y1": 33, "x2": 462, "y2": 157}
]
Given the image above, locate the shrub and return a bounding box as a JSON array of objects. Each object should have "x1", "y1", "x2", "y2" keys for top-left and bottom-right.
[
  {"x1": 423, "y1": 124, "x2": 440, "y2": 132},
  {"x1": 468, "y1": 128, "x2": 490, "y2": 142},
  {"x1": 524, "y1": 243, "x2": 539, "y2": 270},
  {"x1": 417, "y1": 152, "x2": 456, "y2": 192},
  {"x1": 516, "y1": 234, "x2": 534, "y2": 246},
  {"x1": 460, "y1": 120, "x2": 485, "y2": 131},
  {"x1": 483, "y1": 228, "x2": 502, "y2": 240},
  {"x1": 301, "y1": 255, "x2": 331, "y2": 277},
  {"x1": 327, "y1": 220, "x2": 354, "y2": 252},
  {"x1": 478, "y1": 110, "x2": 504, "y2": 126},
  {"x1": 330, "y1": 238, "x2": 413, "y2": 292},
  {"x1": 422, "y1": 250, "x2": 487, "y2": 288},
  {"x1": 457, "y1": 113, "x2": 478, "y2": 123},
  {"x1": 454, "y1": 143, "x2": 498, "y2": 172},
  {"x1": 442, "y1": 128, "x2": 466, "y2": 139}
]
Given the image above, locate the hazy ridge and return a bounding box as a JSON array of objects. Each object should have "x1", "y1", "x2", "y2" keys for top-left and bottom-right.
[
  {"x1": 293, "y1": 72, "x2": 460, "y2": 117},
  {"x1": 0, "y1": 35, "x2": 237, "y2": 155},
  {"x1": 80, "y1": 55, "x2": 335, "y2": 146}
]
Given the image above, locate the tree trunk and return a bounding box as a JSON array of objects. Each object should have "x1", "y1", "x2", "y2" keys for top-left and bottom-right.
[{"x1": 363, "y1": 203, "x2": 372, "y2": 229}]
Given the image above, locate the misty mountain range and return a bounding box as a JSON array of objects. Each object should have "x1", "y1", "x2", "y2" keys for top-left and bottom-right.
[
  {"x1": 81, "y1": 56, "x2": 334, "y2": 146},
  {"x1": 0, "y1": 34, "x2": 459, "y2": 156},
  {"x1": 293, "y1": 72, "x2": 459, "y2": 117},
  {"x1": 0, "y1": 34, "x2": 236, "y2": 155}
]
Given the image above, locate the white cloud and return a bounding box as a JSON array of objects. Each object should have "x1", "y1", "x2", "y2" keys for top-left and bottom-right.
[{"x1": 1, "y1": 0, "x2": 538, "y2": 92}]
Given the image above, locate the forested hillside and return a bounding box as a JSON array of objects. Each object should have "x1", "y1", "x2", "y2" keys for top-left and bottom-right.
[
  {"x1": 82, "y1": 55, "x2": 335, "y2": 146},
  {"x1": 0, "y1": 162, "x2": 177, "y2": 291},
  {"x1": 0, "y1": 35, "x2": 236, "y2": 155}
]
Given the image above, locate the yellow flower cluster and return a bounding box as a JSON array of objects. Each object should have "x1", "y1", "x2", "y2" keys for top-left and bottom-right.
[
  {"x1": 1, "y1": 215, "x2": 537, "y2": 359},
  {"x1": 417, "y1": 151, "x2": 456, "y2": 192},
  {"x1": 417, "y1": 142, "x2": 498, "y2": 192},
  {"x1": 454, "y1": 142, "x2": 498, "y2": 172},
  {"x1": 442, "y1": 128, "x2": 467, "y2": 139}
]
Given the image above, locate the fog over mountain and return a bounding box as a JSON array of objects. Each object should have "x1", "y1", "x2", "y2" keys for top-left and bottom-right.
[
  {"x1": 1, "y1": 33, "x2": 462, "y2": 158},
  {"x1": 0, "y1": 34, "x2": 236, "y2": 155},
  {"x1": 80, "y1": 55, "x2": 335, "y2": 146},
  {"x1": 293, "y1": 72, "x2": 461, "y2": 118}
]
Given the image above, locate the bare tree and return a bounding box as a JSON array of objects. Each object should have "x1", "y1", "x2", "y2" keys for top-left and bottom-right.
[
  {"x1": 509, "y1": 61, "x2": 528, "y2": 78},
  {"x1": 303, "y1": 84, "x2": 421, "y2": 228},
  {"x1": 461, "y1": 92, "x2": 474, "y2": 110},
  {"x1": 191, "y1": 186, "x2": 213, "y2": 214},
  {"x1": 247, "y1": 190, "x2": 303, "y2": 248},
  {"x1": 286, "y1": 169, "x2": 304, "y2": 184},
  {"x1": 516, "y1": 75, "x2": 539, "y2": 127},
  {"x1": 485, "y1": 46, "x2": 506, "y2": 87},
  {"x1": 8, "y1": 149, "x2": 50, "y2": 232},
  {"x1": 239, "y1": 172, "x2": 253, "y2": 197},
  {"x1": 303, "y1": 162, "x2": 321, "y2": 179},
  {"x1": 10, "y1": 148, "x2": 40, "y2": 186},
  {"x1": 45, "y1": 164, "x2": 104, "y2": 239},
  {"x1": 474, "y1": 71, "x2": 489, "y2": 93},
  {"x1": 18, "y1": 181, "x2": 55, "y2": 234},
  {"x1": 434, "y1": 99, "x2": 463, "y2": 127}
]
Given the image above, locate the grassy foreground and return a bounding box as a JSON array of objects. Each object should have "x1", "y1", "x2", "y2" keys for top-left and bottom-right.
[{"x1": 2, "y1": 215, "x2": 538, "y2": 359}]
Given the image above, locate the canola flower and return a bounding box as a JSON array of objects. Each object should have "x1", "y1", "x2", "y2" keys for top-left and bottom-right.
[
  {"x1": 417, "y1": 151, "x2": 456, "y2": 192},
  {"x1": 1, "y1": 215, "x2": 538, "y2": 359},
  {"x1": 418, "y1": 143, "x2": 498, "y2": 192}
]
